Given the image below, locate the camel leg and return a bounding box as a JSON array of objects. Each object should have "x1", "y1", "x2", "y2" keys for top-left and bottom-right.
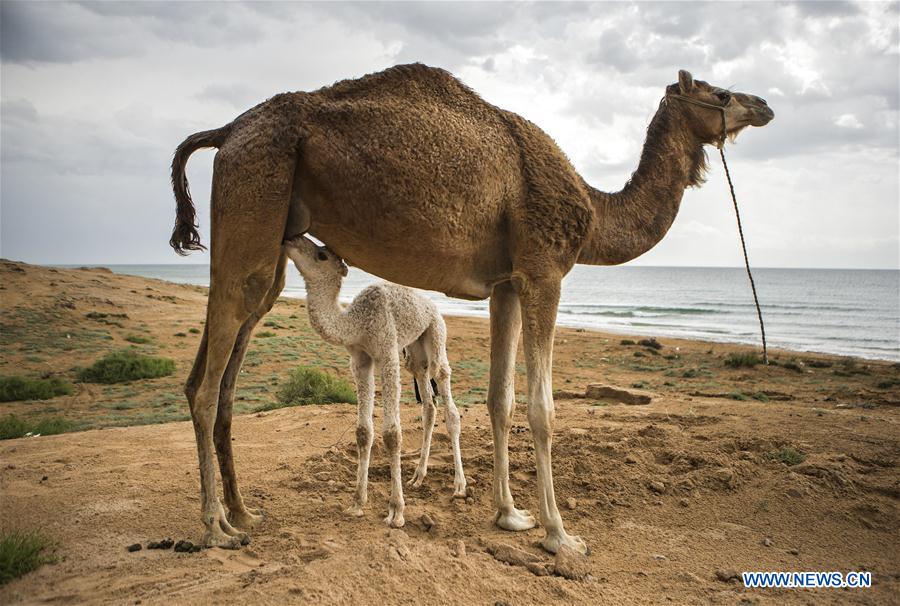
[
  {"x1": 487, "y1": 282, "x2": 536, "y2": 531},
  {"x1": 380, "y1": 350, "x2": 405, "y2": 528},
  {"x1": 434, "y1": 360, "x2": 466, "y2": 498},
  {"x1": 407, "y1": 341, "x2": 436, "y2": 488},
  {"x1": 214, "y1": 253, "x2": 287, "y2": 530},
  {"x1": 189, "y1": 280, "x2": 264, "y2": 549},
  {"x1": 346, "y1": 349, "x2": 375, "y2": 517},
  {"x1": 185, "y1": 139, "x2": 296, "y2": 548},
  {"x1": 408, "y1": 376, "x2": 436, "y2": 488},
  {"x1": 517, "y1": 277, "x2": 587, "y2": 555}
]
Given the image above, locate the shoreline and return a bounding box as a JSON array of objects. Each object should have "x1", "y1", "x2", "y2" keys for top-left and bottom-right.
[{"x1": 82, "y1": 261, "x2": 900, "y2": 363}]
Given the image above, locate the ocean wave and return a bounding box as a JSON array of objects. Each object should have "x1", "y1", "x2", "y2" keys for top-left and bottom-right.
[{"x1": 559, "y1": 305, "x2": 723, "y2": 317}]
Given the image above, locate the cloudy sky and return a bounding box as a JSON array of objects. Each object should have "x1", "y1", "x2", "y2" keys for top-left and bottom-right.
[{"x1": 1, "y1": 1, "x2": 897, "y2": 269}]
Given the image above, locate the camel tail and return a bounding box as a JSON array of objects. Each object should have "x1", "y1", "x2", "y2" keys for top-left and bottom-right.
[{"x1": 169, "y1": 125, "x2": 231, "y2": 255}]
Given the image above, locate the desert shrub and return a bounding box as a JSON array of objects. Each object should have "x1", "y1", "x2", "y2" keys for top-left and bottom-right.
[
  {"x1": 255, "y1": 331, "x2": 276, "y2": 338},
  {"x1": 724, "y1": 352, "x2": 761, "y2": 368},
  {"x1": 0, "y1": 530, "x2": 54, "y2": 585},
  {"x1": 124, "y1": 335, "x2": 151, "y2": 344},
  {"x1": 266, "y1": 366, "x2": 357, "y2": 410},
  {"x1": 619, "y1": 339, "x2": 635, "y2": 346},
  {"x1": 0, "y1": 376, "x2": 73, "y2": 402},
  {"x1": 766, "y1": 447, "x2": 805, "y2": 466},
  {"x1": 188, "y1": 327, "x2": 201, "y2": 334},
  {"x1": 0, "y1": 415, "x2": 77, "y2": 440},
  {"x1": 77, "y1": 351, "x2": 175, "y2": 384}
]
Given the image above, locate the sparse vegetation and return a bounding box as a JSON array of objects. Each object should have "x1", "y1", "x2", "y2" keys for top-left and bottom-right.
[
  {"x1": 0, "y1": 415, "x2": 77, "y2": 440},
  {"x1": 724, "y1": 352, "x2": 761, "y2": 368},
  {"x1": 124, "y1": 334, "x2": 151, "y2": 344},
  {"x1": 782, "y1": 359, "x2": 804, "y2": 373},
  {"x1": 619, "y1": 339, "x2": 635, "y2": 346},
  {"x1": 0, "y1": 530, "x2": 55, "y2": 585},
  {"x1": 188, "y1": 327, "x2": 201, "y2": 334},
  {"x1": 77, "y1": 351, "x2": 175, "y2": 384},
  {"x1": 767, "y1": 447, "x2": 806, "y2": 466},
  {"x1": 0, "y1": 376, "x2": 73, "y2": 402},
  {"x1": 256, "y1": 331, "x2": 276, "y2": 338},
  {"x1": 263, "y1": 366, "x2": 357, "y2": 410}
]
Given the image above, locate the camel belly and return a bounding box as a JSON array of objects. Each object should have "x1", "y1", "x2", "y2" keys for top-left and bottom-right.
[{"x1": 307, "y1": 219, "x2": 504, "y2": 300}]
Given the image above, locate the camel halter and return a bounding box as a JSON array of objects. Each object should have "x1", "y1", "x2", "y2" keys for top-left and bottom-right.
[{"x1": 666, "y1": 93, "x2": 769, "y2": 364}]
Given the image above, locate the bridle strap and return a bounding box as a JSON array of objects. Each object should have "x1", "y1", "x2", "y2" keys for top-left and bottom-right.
[{"x1": 665, "y1": 93, "x2": 728, "y2": 148}]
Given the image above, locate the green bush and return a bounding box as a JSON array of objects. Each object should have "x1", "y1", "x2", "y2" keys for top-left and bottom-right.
[
  {"x1": 124, "y1": 335, "x2": 151, "y2": 344},
  {"x1": 0, "y1": 376, "x2": 73, "y2": 402},
  {"x1": 619, "y1": 339, "x2": 635, "y2": 346},
  {"x1": 0, "y1": 530, "x2": 54, "y2": 585},
  {"x1": 77, "y1": 351, "x2": 175, "y2": 384},
  {"x1": 267, "y1": 366, "x2": 356, "y2": 410},
  {"x1": 0, "y1": 415, "x2": 77, "y2": 440},
  {"x1": 724, "y1": 352, "x2": 761, "y2": 368},
  {"x1": 767, "y1": 447, "x2": 806, "y2": 466}
]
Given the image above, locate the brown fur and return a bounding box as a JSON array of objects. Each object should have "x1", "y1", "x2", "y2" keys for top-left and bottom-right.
[{"x1": 169, "y1": 64, "x2": 773, "y2": 551}]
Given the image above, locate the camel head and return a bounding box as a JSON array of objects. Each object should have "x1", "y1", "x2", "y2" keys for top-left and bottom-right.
[
  {"x1": 667, "y1": 70, "x2": 774, "y2": 146},
  {"x1": 283, "y1": 235, "x2": 349, "y2": 283}
]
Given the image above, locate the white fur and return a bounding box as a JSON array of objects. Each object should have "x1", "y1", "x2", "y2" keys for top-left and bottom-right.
[{"x1": 284, "y1": 236, "x2": 467, "y2": 527}]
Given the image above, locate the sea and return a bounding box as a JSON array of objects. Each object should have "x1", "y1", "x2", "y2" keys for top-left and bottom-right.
[{"x1": 101, "y1": 265, "x2": 900, "y2": 362}]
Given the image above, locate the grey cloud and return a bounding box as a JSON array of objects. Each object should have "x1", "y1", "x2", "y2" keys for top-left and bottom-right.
[
  {"x1": 0, "y1": 1, "x2": 141, "y2": 63},
  {"x1": 196, "y1": 83, "x2": 263, "y2": 110}
]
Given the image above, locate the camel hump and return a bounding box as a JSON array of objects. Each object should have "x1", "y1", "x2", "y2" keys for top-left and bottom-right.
[{"x1": 317, "y1": 63, "x2": 480, "y2": 105}]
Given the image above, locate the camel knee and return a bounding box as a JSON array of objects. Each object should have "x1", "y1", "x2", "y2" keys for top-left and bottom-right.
[
  {"x1": 184, "y1": 377, "x2": 201, "y2": 407},
  {"x1": 527, "y1": 404, "x2": 554, "y2": 441},
  {"x1": 383, "y1": 425, "x2": 401, "y2": 453},
  {"x1": 356, "y1": 424, "x2": 373, "y2": 450}
]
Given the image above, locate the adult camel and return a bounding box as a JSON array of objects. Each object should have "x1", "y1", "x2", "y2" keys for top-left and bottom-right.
[{"x1": 170, "y1": 65, "x2": 773, "y2": 553}]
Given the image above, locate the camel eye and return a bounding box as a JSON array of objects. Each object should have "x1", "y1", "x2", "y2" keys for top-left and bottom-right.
[
  {"x1": 716, "y1": 91, "x2": 732, "y2": 104},
  {"x1": 316, "y1": 251, "x2": 328, "y2": 261}
]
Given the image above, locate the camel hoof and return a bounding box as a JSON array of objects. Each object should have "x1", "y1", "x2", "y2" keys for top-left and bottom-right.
[
  {"x1": 451, "y1": 479, "x2": 467, "y2": 498},
  {"x1": 384, "y1": 505, "x2": 405, "y2": 528},
  {"x1": 407, "y1": 469, "x2": 426, "y2": 488},
  {"x1": 202, "y1": 530, "x2": 243, "y2": 550},
  {"x1": 542, "y1": 531, "x2": 588, "y2": 556},
  {"x1": 495, "y1": 507, "x2": 537, "y2": 532},
  {"x1": 344, "y1": 505, "x2": 365, "y2": 517},
  {"x1": 228, "y1": 508, "x2": 265, "y2": 531}
]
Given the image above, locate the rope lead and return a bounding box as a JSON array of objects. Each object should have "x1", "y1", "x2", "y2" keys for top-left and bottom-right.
[{"x1": 718, "y1": 147, "x2": 769, "y2": 365}]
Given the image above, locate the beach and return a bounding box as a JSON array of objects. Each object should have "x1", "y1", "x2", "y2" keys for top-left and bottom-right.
[{"x1": 1, "y1": 259, "x2": 898, "y2": 604}]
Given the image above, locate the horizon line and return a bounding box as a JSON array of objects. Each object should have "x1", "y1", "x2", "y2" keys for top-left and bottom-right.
[{"x1": 34, "y1": 261, "x2": 900, "y2": 272}]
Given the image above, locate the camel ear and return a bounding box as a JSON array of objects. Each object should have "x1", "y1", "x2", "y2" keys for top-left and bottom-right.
[{"x1": 678, "y1": 70, "x2": 694, "y2": 94}]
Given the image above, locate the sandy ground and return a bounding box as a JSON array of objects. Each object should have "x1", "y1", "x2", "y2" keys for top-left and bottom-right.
[{"x1": 1, "y1": 260, "x2": 898, "y2": 605}]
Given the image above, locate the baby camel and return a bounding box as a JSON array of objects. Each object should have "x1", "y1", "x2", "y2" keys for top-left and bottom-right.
[{"x1": 284, "y1": 236, "x2": 466, "y2": 527}]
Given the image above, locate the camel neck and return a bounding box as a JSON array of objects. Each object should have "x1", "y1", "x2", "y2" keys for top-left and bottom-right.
[
  {"x1": 303, "y1": 279, "x2": 347, "y2": 346},
  {"x1": 578, "y1": 101, "x2": 705, "y2": 265}
]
